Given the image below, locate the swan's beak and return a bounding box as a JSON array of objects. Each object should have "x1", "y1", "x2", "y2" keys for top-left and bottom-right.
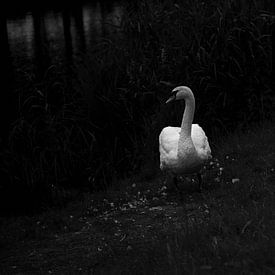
[{"x1": 165, "y1": 95, "x2": 176, "y2": 104}]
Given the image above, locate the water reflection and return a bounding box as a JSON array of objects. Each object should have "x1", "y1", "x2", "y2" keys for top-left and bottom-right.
[
  {"x1": 1, "y1": 14, "x2": 15, "y2": 143},
  {"x1": 7, "y1": 13, "x2": 35, "y2": 70},
  {"x1": 6, "y1": 1, "x2": 123, "y2": 79},
  {"x1": 1, "y1": 1, "x2": 123, "y2": 143}
]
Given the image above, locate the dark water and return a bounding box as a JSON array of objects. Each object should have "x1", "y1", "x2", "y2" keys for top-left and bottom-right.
[
  {"x1": 2, "y1": 1, "x2": 123, "y2": 140},
  {"x1": 6, "y1": 1, "x2": 123, "y2": 72}
]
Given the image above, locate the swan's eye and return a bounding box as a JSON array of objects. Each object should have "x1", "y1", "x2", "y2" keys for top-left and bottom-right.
[{"x1": 171, "y1": 90, "x2": 178, "y2": 96}]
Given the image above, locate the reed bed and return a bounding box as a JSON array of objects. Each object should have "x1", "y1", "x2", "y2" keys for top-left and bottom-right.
[{"x1": 0, "y1": 0, "x2": 274, "y2": 214}]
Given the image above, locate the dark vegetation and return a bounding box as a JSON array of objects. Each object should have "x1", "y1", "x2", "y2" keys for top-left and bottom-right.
[
  {"x1": 0, "y1": 0, "x2": 274, "y2": 215},
  {"x1": 0, "y1": 0, "x2": 275, "y2": 273},
  {"x1": 0, "y1": 122, "x2": 274, "y2": 273}
]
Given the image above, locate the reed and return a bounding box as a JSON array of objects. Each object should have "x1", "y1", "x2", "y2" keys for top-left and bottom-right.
[
  {"x1": 0, "y1": 66, "x2": 96, "y2": 214},
  {"x1": 1, "y1": 0, "x2": 274, "y2": 213}
]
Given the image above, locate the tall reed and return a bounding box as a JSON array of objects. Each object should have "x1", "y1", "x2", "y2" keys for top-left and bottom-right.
[
  {"x1": 1, "y1": 0, "x2": 274, "y2": 213},
  {"x1": 0, "y1": 66, "x2": 96, "y2": 213}
]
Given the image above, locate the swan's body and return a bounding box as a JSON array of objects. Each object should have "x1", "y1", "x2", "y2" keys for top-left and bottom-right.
[
  {"x1": 159, "y1": 86, "x2": 211, "y2": 191},
  {"x1": 159, "y1": 125, "x2": 211, "y2": 173}
]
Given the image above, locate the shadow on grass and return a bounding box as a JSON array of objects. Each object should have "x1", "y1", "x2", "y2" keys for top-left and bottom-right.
[{"x1": 0, "y1": 121, "x2": 274, "y2": 274}]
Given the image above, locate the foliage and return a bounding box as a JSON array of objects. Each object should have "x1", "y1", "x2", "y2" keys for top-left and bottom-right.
[
  {"x1": 0, "y1": 0, "x2": 274, "y2": 213},
  {"x1": 121, "y1": 0, "x2": 274, "y2": 130},
  {"x1": 0, "y1": 66, "x2": 95, "y2": 214},
  {"x1": 1, "y1": 121, "x2": 274, "y2": 273},
  {"x1": 79, "y1": 0, "x2": 274, "y2": 186}
]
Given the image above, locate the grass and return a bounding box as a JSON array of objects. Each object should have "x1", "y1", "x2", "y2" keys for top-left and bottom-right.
[
  {"x1": 0, "y1": 0, "x2": 274, "y2": 213},
  {"x1": 1, "y1": 1, "x2": 274, "y2": 272},
  {"x1": 0, "y1": 66, "x2": 96, "y2": 215},
  {"x1": 0, "y1": 121, "x2": 274, "y2": 274}
]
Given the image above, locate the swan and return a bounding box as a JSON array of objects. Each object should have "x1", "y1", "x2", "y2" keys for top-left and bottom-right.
[{"x1": 159, "y1": 86, "x2": 211, "y2": 192}]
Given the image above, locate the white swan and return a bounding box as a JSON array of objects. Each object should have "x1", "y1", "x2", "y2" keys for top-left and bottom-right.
[{"x1": 159, "y1": 86, "x2": 211, "y2": 191}]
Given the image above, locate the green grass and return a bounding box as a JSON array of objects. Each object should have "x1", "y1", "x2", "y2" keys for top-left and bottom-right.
[{"x1": 0, "y1": 121, "x2": 274, "y2": 274}]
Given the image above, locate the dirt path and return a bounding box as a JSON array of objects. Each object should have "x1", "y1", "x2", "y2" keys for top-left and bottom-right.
[
  {"x1": 1, "y1": 183, "x2": 215, "y2": 274},
  {"x1": 1, "y1": 128, "x2": 275, "y2": 274}
]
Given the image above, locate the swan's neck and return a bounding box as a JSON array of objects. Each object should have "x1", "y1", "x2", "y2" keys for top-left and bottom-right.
[{"x1": 179, "y1": 94, "x2": 195, "y2": 141}]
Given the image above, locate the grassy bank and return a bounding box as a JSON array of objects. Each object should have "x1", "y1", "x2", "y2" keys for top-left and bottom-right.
[
  {"x1": 0, "y1": 0, "x2": 274, "y2": 214},
  {"x1": 0, "y1": 121, "x2": 274, "y2": 274}
]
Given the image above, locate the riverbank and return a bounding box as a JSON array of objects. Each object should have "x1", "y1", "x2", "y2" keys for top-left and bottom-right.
[
  {"x1": 0, "y1": 121, "x2": 274, "y2": 274},
  {"x1": 2, "y1": 0, "x2": 274, "y2": 205}
]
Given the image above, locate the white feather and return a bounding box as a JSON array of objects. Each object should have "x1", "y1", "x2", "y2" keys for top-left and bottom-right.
[{"x1": 159, "y1": 86, "x2": 211, "y2": 176}]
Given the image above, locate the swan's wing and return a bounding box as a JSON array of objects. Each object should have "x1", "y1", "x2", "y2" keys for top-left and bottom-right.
[
  {"x1": 191, "y1": 124, "x2": 212, "y2": 160},
  {"x1": 159, "y1": 126, "x2": 181, "y2": 169},
  {"x1": 159, "y1": 127, "x2": 181, "y2": 153}
]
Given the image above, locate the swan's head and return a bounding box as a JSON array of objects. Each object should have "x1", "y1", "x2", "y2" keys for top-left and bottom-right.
[{"x1": 165, "y1": 86, "x2": 193, "y2": 103}]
